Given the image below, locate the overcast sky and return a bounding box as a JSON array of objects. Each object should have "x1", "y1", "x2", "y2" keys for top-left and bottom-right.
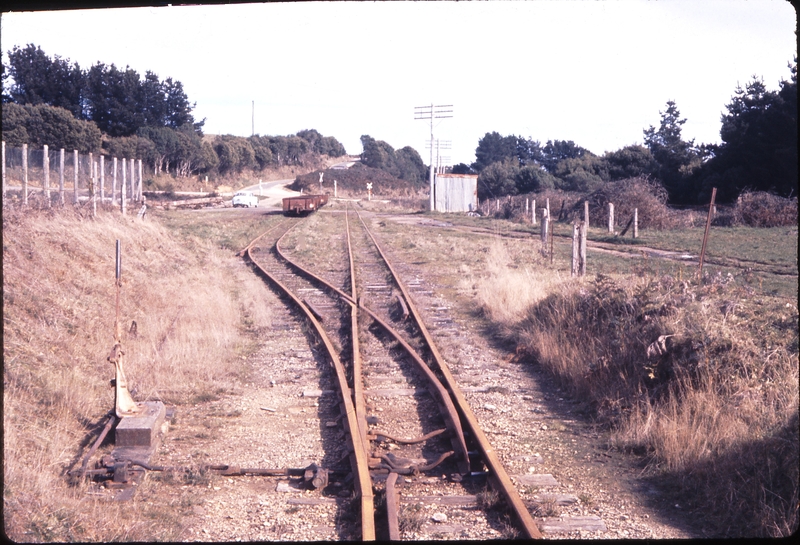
[{"x1": 1, "y1": 1, "x2": 796, "y2": 166}]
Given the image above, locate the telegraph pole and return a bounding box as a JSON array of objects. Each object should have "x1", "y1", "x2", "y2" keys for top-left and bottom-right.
[
  {"x1": 426, "y1": 139, "x2": 451, "y2": 173},
  {"x1": 415, "y1": 104, "x2": 452, "y2": 211}
]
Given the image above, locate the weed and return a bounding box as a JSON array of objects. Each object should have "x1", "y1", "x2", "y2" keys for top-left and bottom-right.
[{"x1": 398, "y1": 503, "x2": 426, "y2": 534}]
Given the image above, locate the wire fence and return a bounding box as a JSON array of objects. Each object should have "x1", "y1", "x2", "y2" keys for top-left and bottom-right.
[{"x1": 2, "y1": 141, "x2": 144, "y2": 210}]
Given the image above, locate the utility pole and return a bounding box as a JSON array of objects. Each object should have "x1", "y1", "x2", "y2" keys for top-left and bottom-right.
[
  {"x1": 426, "y1": 139, "x2": 451, "y2": 173},
  {"x1": 415, "y1": 104, "x2": 452, "y2": 211}
]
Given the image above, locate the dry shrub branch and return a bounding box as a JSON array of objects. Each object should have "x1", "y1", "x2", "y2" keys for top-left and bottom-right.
[
  {"x1": 476, "y1": 260, "x2": 798, "y2": 537},
  {"x1": 2, "y1": 205, "x2": 258, "y2": 541}
]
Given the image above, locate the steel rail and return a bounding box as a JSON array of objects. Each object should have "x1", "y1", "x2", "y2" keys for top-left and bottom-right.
[
  {"x1": 345, "y1": 209, "x2": 370, "y2": 455},
  {"x1": 244, "y1": 221, "x2": 376, "y2": 541},
  {"x1": 274, "y1": 218, "x2": 470, "y2": 474},
  {"x1": 353, "y1": 209, "x2": 543, "y2": 539}
]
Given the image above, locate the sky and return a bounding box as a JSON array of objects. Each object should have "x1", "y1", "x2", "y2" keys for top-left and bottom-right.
[{"x1": 1, "y1": 1, "x2": 796, "y2": 166}]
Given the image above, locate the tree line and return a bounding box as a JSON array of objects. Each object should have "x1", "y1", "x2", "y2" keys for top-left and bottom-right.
[
  {"x1": 1, "y1": 44, "x2": 347, "y2": 178},
  {"x1": 460, "y1": 62, "x2": 796, "y2": 204}
]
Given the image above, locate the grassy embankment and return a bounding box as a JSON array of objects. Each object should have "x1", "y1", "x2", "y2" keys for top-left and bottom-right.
[
  {"x1": 372, "y1": 211, "x2": 798, "y2": 538},
  {"x1": 3, "y1": 205, "x2": 278, "y2": 541}
]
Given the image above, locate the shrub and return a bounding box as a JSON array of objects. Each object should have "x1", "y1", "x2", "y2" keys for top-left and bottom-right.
[
  {"x1": 578, "y1": 176, "x2": 675, "y2": 229},
  {"x1": 733, "y1": 191, "x2": 798, "y2": 227}
]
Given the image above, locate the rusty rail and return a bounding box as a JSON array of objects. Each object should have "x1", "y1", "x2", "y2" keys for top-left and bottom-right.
[
  {"x1": 353, "y1": 209, "x2": 543, "y2": 539},
  {"x1": 244, "y1": 219, "x2": 376, "y2": 541}
]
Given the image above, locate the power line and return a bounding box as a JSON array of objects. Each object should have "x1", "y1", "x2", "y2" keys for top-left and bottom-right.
[{"x1": 414, "y1": 104, "x2": 453, "y2": 211}]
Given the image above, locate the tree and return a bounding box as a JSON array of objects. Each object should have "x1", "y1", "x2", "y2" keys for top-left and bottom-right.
[
  {"x1": 515, "y1": 137, "x2": 544, "y2": 167},
  {"x1": 451, "y1": 163, "x2": 475, "y2": 175},
  {"x1": 515, "y1": 164, "x2": 558, "y2": 193},
  {"x1": 472, "y1": 132, "x2": 518, "y2": 171},
  {"x1": 395, "y1": 146, "x2": 427, "y2": 185},
  {"x1": 643, "y1": 100, "x2": 701, "y2": 202},
  {"x1": 360, "y1": 135, "x2": 394, "y2": 172},
  {"x1": 83, "y1": 62, "x2": 144, "y2": 137},
  {"x1": 541, "y1": 139, "x2": 591, "y2": 172},
  {"x1": 6, "y1": 44, "x2": 84, "y2": 118},
  {"x1": 2, "y1": 102, "x2": 101, "y2": 152},
  {"x1": 137, "y1": 125, "x2": 180, "y2": 175},
  {"x1": 477, "y1": 158, "x2": 519, "y2": 199},
  {"x1": 103, "y1": 135, "x2": 155, "y2": 162},
  {"x1": 603, "y1": 145, "x2": 658, "y2": 180},
  {"x1": 693, "y1": 68, "x2": 797, "y2": 202}
]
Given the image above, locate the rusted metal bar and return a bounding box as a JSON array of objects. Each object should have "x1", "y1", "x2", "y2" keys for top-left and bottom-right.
[
  {"x1": 78, "y1": 413, "x2": 116, "y2": 479},
  {"x1": 302, "y1": 298, "x2": 325, "y2": 322},
  {"x1": 371, "y1": 428, "x2": 446, "y2": 445},
  {"x1": 354, "y1": 210, "x2": 543, "y2": 539},
  {"x1": 699, "y1": 187, "x2": 717, "y2": 277},
  {"x1": 385, "y1": 472, "x2": 400, "y2": 540},
  {"x1": 344, "y1": 208, "x2": 370, "y2": 456},
  {"x1": 395, "y1": 293, "x2": 409, "y2": 321}
]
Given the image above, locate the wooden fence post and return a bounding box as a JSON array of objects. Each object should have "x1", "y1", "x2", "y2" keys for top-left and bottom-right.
[
  {"x1": 121, "y1": 158, "x2": 127, "y2": 215},
  {"x1": 699, "y1": 187, "x2": 717, "y2": 277},
  {"x1": 608, "y1": 202, "x2": 614, "y2": 233},
  {"x1": 571, "y1": 222, "x2": 580, "y2": 277},
  {"x1": 540, "y1": 209, "x2": 549, "y2": 256},
  {"x1": 73, "y1": 150, "x2": 79, "y2": 204},
  {"x1": 59, "y1": 149, "x2": 65, "y2": 205},
  {"x1": 584, "y1": 200, "x2": 589, "y2": 228},
  {"x1": 138, "y1": 159, "x2": 143, "y2": 201},
  {"x1": 633, "y1": 208, "x2": 638, "y2": 238},
  {"x1": 532, "y1": 199, "x2": 536, "y2": 225},
  {"x1": 112, "y1": 157, "x2": 117, "y2": 205},
  {"x1": 22, "y1": 143, "x2": 28, "y2": 206},
  {"x1": 92, "y1": 160, "x2": 97, "y2": 217},
  {"x1": 43, "y1": 144, "x2": 50, "y2": 206},
  {"x1": 1, "y1": 141, "x2": 5, "y2": 203},
  {"x1": 579, "y1": 221, "x2": 587, "y2": 276},
  {"x1": 100, "y1": 155, "x2": 105, "y2": 203},
  {"x1": 88, "y1": 152, "x2": 94, "y2": 210},
  {"x1": 130, "y1": 158, "x2": 135, "y2": 201}
]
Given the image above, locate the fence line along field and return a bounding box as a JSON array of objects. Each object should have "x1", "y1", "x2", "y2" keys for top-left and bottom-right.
[{"x1": 2, "y1": 179, "x2": 797, "y2": 540}]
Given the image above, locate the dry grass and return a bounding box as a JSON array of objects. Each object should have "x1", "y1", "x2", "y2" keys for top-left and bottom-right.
[
  {"x1": 3, "y1": 204, "x2": 263, "y2": 541},
  {"x1": 472, "y1": 242, "x2": 565, "y2": 326},
  {"x1": 475, "y1": 260, "x2": 798, "y2": 537}
]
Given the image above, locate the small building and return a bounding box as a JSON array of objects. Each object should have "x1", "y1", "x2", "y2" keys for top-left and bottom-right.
[{"x1": 433, "y1": 173, "x2": 478, "y2": 213}]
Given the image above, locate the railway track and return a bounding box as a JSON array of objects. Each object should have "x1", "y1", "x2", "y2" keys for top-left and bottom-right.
[{"x1": 243, "y1": 207, "x2": 542, "y2": 540}]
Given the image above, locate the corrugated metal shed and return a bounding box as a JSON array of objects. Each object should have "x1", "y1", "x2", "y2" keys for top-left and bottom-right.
[{"x1": 434, "y1": 174, "x2": 478, "y2": 212}]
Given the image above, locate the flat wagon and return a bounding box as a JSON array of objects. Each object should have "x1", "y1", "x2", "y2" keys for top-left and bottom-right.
[{"x1": 282, "y1": 194, "x2": 329, "y2": 216}]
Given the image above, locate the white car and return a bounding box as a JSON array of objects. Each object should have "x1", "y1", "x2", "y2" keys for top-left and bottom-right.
[{"x1": 232, "y1": 191, "x2": 259, "y2": 208}]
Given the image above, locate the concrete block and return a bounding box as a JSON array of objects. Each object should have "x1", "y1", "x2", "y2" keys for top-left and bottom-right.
[{"x1": 115, "y1": 401, "x2": 165, "y2": 447}]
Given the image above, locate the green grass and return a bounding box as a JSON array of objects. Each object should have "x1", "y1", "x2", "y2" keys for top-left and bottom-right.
[
  {"x1": 591, "y1": 225, "x2": 798, "y2": 272},
  {"x1": 150, "y1": 208, "x2": 282, "y2": 251}
]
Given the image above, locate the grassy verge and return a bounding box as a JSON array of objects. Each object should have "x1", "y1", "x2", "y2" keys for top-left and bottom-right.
[
  {"x1": 468, "y1": 242, "x2": 798, "y2": 537},
  {"x1": 2, "y1": 205, "x2": 272, "y2": 541}
]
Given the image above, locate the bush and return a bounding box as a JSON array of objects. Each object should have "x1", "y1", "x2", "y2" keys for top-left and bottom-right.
[
  {"x1": 733, "y1": 191, "x2": 798, "y2": 227},
  {"x1": 578, "y1": 176, "x2": 675, "y2": 229}
]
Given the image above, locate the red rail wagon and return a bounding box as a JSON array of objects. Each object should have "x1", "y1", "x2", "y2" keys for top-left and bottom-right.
[{"x1": 282, "y1": 194, "x2": 329, "y2": 216}]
